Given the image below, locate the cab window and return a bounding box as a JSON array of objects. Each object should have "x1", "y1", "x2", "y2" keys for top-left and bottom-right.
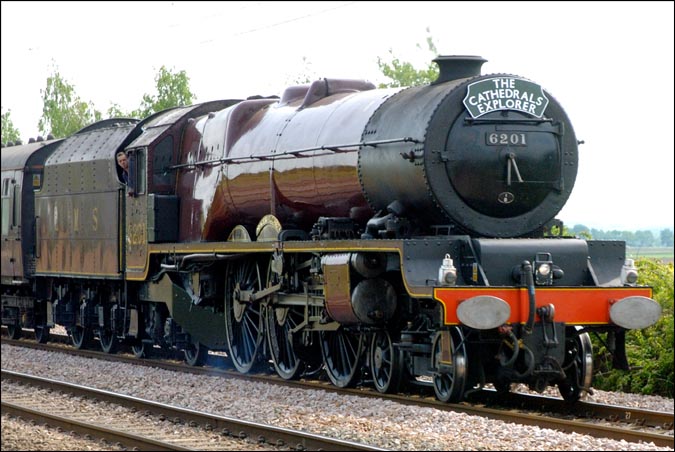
[
  {"x1": 153, "y1": 136, "x2": 175, "y2": 187},
  {"x1": 128, "y1": 148, "x2": 147, "y2": 196}
]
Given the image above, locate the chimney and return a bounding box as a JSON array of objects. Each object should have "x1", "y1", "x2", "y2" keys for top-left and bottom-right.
[{"x1": 432, "y1": 55, "x2": 487, "y2": 84}]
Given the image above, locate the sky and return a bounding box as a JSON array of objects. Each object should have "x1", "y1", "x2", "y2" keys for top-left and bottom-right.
[{"x1": 2, "y1": 1, "x2": 673, "y2": 232}]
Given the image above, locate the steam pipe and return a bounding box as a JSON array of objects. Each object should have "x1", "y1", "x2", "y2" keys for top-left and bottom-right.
[
  {"x1": 521, "y1": 261, "x2": 536, "y2": 334},
  {"x1": 498, "y1": 330, "x2": 521, "y2": 367}
]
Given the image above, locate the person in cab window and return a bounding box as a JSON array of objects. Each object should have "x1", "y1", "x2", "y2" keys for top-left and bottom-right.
[{"x1": 116, "y1": 151, "x2": 129, "y2": 184}]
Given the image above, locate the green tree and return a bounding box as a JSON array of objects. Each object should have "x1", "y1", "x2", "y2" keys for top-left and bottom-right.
[
  {"x1": 376, "y1": 28, "x2": 439, "y2": 88},
  {"x1": 106, "y1": 103, "x2": 129, "y2": 118},
  {"x1": 620, "y1": 230, "x2": 636, "y2": 245},
  {"x1": 633, "y1": 230, "x2": 656, "y2": 247},
  {"x1": 592, "y1": 259, "x2": 674, "y2": 397},
  {"x1": 1, "y1": 107, "x2": 21, "y2": 144},
  {"x1": 131, "y1": 66, "x2": 196, "y2": 119},
  {"x1": 569, "y1": 224, "x2": 592, "y2": 240},
  {"x1": 660, "y1": 229, "x2": 674, "y2": 247},
  {"x1": 38, "y1": 68, "x2": 101, "y2": 138},
  {"x1": 571, "y1": 224, "x2": 590, "y2": 235}
]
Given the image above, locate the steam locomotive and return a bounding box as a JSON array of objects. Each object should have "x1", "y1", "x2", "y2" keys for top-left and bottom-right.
[{"x1": 1, "y1": 56, "x2": 661, "y2": 402}]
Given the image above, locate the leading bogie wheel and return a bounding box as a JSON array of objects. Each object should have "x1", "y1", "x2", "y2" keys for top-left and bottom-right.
[
  {"x1": 432, "y1": 327, "x2": 468, "y2": 403},
  {"x1": 558, "y1": 327, "x2": 593, "y2": 402}
]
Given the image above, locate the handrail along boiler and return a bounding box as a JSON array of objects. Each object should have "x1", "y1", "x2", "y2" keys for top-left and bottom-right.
[{"x1": 1, "y1": 56, "x2": 661, "y2": 402}]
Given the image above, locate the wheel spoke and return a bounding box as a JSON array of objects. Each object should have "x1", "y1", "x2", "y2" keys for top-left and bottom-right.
[
  {"x1": 432, "y1": 328, "x2": 467, "y2": 403},
  {"x1": 7, "y1": 325, "x2": 22, "y2": 340},
  {"x1": 35, "y1": 326, "x2": 50, "y2": 344},
  {"x1": 345, "y1": 336, "x2": 357, "y2": 368},
  {"x1": 71, "y1": 326, "x2": 91, "y2": 350},
  {"x1": 225, "y1": 259, "x2": 265, "y2": 374},
  {"x1": 321, "y1": 328, "x2": 363, "y2": 388},
  {"x1": 370, "y1": 330, "x2": 404, "y2": 394},
  {"x1": 184, "y1": 341, "x2": 207, "y2": 366},
  {"x1": 558, "y1": 328, "x2": 593, "y2": 402},
  {"x1": 267, "y1": 301, "x2": 310, "y2": 380},
  {"x1": 337, "y1": 335, "x2": 349, "y2": 373},
  {"x1": 132, "y1": 341, "x2": 150, "y2": 359},
  {"x1": 99, "y1": 328, "x2": 118, "y2": 354}
]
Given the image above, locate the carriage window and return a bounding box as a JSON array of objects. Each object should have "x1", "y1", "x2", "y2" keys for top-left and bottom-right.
[
  {"x1": 12, "y1": 183, "x2": 20, "y2": 227},
  {"x1": 1, "y1": 200, "x2": 8, "y2": 235},
  {"x1": 1, "y1": 180, "x2": 9, "y2": 235},
  {"x1": 32, "y1": 172, "x2": 43, "y2": 191},
  {"x1": 1, "y1": 179, "x2": 19, "y2": 234}
]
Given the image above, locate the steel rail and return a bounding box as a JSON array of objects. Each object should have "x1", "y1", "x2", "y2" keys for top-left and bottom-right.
[
  {"x1": 3, "y1": 333, "x2": 673, "y2": 448},
  {"x1": 1, "y1": 400, "x2": 189, "y2": 451},
  {"x1": 1, "y1": 369, "x2": 387, "y2": 451}
]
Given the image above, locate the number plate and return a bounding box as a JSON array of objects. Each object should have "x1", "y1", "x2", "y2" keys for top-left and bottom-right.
[{"x1": 486, "y1": 132, "x2": 527, "y2": 146}]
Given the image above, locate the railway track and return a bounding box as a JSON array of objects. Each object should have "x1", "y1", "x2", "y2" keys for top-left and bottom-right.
[
  {"x1": 1, "y1": 369, "x2": 386, "y2": 451},
  {"x1": 3, "y1": 332, "x2": 673, "y2": 449}
]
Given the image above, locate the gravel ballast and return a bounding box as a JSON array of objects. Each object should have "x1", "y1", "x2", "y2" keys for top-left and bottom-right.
[{"x1": 1, "y1": 343, "x2": 672, "y2": 451}]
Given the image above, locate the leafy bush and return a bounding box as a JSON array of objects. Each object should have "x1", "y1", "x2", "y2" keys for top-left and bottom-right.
[{"x1": 592, "y1": 258, "x2": 674, "y2": 397}]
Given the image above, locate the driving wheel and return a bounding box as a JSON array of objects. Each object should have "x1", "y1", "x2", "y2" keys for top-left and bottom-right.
[
  {"x1": 99, "y1": 328, "x2": 118, "y2": 354},
  {"x1": 35, "y1": 326, "x2": 50, "y2": 344},
  {"x1": 225, "y1": 258, "x2": 266, "y2": 373},
  {"x1": 70, "y1": 325, "x2": 92, "y2": 349},
  {"x1": 370, "y1": 330, "x2": 405, "y2": 393},
  {"x1": 184, "y1": 340, "x2": 208, "y2": 366},
  {"x1": 7, "y1": 325, "x2": 22, "y2": 340},
  {"x1": 320, "y1": 327, "x2": 364, "y2": 388}
]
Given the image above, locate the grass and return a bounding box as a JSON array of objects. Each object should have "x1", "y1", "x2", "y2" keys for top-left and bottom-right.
[{"x1": 627, "y1": 247, "x2": 674, "y2": 263}]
